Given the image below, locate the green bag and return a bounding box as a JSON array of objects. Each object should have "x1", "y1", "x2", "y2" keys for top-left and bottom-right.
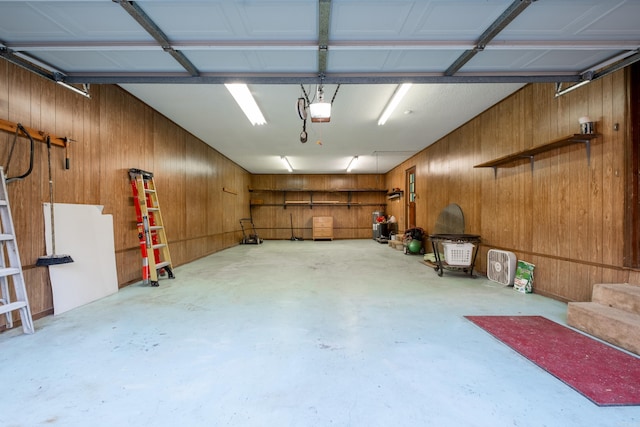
[{"x1": 514, "y1": 260, "x2": 534, "y2": 293}]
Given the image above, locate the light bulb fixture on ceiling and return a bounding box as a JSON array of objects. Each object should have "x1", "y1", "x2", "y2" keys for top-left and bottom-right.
[
  {"x1": 346, "y1": 156, "x2": 359, "y2": 173},
  {"x1": 309, "y1": 85, "x2": 331, "y2": 123},
  {"x1": 378, "y1": 83, "x2": 412, "y2": 126},
  {"x1": 281, "y1": 156, "x2": 293, "y2": 173},
  {"x1": 225, "y1": 83, "x2": 266, "y2": 126},
  {"x1": 299, "y1": 82, "x2": 340, "y2": 124}
]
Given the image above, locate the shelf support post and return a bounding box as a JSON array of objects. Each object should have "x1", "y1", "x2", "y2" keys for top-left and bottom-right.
[
  {"x1": 585, "y1": 140, "x2": 591, "y2": 166},
  {"x1": 528, "y1": 156, "x2": 534, "y2": 174},
  {"x1": 569, "y1": 136, "x2": 593, "y2": 166}
]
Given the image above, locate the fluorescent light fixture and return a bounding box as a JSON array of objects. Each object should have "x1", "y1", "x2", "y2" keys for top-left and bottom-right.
[
  {"x1": 378, "y1": 83, "x2": 412, "y2": 125},
  {"x1": 57, "y1": 81, "x2": 91, "y2": 98},
  {"x1": 346, "y1": 156, "x2": 359, "y2": 172},
  {"x1": 281, "y1": 156, "x2": 293, "y2": 173},
  {"x1": 554, "y1": 80, "x2": 590, "y2": 98},
  {"x1": 10, "y1": 52, "x2": 91, "y2": 98},
  {"x1": 225, "y1": 83, "x2": 266, "y2": 125}
]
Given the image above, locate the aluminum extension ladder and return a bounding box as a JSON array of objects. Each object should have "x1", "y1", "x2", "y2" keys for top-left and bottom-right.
[
  {"x1": 0, "y1": 166, "x2": 34, "y2": 334},
  {"x1": 129, "y1": 168, "x2": 175, "y2": 287}
]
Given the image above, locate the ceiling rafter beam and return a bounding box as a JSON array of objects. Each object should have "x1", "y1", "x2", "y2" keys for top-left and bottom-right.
[
  {"x1": 445, "y1": 0, "x2": 536, "y2": 76},
  {"x1": 5, "y1": 40, "x2": 639, "y2": 52},
  {"x1": 317, "y1": 0, "x2": 331, "y2": 76},
  {"x1": 63, "y1": 73, "x2": 580, "y2": 85},
  {"x1": 114, "y1": 0, "x2": 200, "y2": 77}
]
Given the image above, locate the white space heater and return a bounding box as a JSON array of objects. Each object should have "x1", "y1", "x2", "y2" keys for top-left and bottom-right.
[{"x1": 487, "y1": 249, "x2": 517, "y2": 285}]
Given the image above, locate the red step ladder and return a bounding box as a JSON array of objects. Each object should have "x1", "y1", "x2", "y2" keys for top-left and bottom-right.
[{"x1": 129, "y1": 169, "x2": 174, "y2": 287}]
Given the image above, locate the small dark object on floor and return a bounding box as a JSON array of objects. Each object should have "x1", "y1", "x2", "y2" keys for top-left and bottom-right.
[
  {"x1": 240, "y1": 217, "x2": 263, "y2": 244},
  {"x1": 289, "y1": 213, "x2": 303, "y2": 241}
]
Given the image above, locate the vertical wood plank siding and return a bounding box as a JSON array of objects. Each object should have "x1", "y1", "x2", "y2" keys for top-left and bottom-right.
[
  {"x1": 249, "y1": 174, "x2": 387, "y2": 241},
  {"x1": 0, "y1": 62, "x2": 250, "y2": 323},
  {"x1": 0, "y1": 61, "x2": 632, "y2": 323},
  {"x1": 385, "y1": 73, "x2": 630, "y2": 302}
]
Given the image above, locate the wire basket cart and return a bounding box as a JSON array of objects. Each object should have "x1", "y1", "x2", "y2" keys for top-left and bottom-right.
[{"x1": 428, "y1": 234, "x2": 481, "y2": 277}]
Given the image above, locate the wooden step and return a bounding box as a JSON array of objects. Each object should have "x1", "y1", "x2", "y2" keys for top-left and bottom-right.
[
  {"x1": 155, "y1": 261, "x2": 170, "y2": 270},
  {"x1": 592, "y1": 283, "x2": 640, "y2": 315},
  {"x1": 567, "y1": 302, "x2": 640, "y2": 355}
]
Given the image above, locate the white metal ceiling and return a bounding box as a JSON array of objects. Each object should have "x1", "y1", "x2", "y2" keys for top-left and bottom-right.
[{"x1": 1, "y1": 0, "x2": 639, "y2": 173}]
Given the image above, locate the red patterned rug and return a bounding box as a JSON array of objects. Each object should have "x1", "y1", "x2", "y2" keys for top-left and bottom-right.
[{"x1": 465, "y1": 315, "x2": 640, "y2": 406}]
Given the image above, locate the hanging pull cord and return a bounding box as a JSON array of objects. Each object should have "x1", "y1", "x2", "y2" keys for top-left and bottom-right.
[
  {"x1": 330, "y1": 84, "x2": 341, "y2": 104},
  {"x1": 300, "y1": 84, "x2": 311, "y2": 105},
  {"x1": 5, "y1": 123, "x2": 35, "y2": 183}
]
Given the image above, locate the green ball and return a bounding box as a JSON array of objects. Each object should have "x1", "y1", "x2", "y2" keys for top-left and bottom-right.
[{"x1": 408, "y1": 239, "x2": 422, "y2": 254}]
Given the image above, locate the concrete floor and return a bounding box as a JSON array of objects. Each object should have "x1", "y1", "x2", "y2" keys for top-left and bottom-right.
[{"x1": 1, "y1": 239, "x2": 639, "y2": 427}]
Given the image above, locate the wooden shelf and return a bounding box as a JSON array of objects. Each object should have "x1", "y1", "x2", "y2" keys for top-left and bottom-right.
[
  {"x1": 249, "y1": 188, "x2": 387, "y2": 209},
  {"x1": 250, "y1": 202, "x2": 385, "y2": 208},
  {"x1": 474, "y1": 133, "x2": 600, "y2": 176},
  {"x1": 249, "y1": 188, "x2": 387, "y2": 193}
]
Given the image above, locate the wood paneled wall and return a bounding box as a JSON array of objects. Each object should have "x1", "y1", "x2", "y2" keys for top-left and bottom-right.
[
  {"x1": 385, "y1": 71, "x2": 629, "y2": 303},
  {"x1": 0, "y1": 62, "x2": 250, "y2": 324},
  {"x1": 249, "y1": 174, "x2": 387, "y2": 240},
  {"x1": 1, "y1": 58, "x2": 633, "y2": 322}
]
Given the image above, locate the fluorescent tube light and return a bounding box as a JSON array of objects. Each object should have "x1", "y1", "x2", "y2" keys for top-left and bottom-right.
[
  {"x1": 346, "y1": 156, "x2": 358, "y2": 172},
  {"x1": 56, "y1": 81, "x2": 91, "y2": 98},
  {"x1": 377, "y1": 83, "x2": 412, "y2": 125},
  {"x1": 281, "y1": 156, "x2": 293, "y2": 173},
  {"x1": 554, "y1": 80, "x2": 590, "y2": 98},
  {"x1": 225, "y1": 83, "x2": 266, "y2": 125}
]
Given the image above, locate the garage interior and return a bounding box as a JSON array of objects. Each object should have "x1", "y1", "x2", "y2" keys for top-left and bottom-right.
[{"x1": 1, "y1": 1, "x2": 640, "y2": 425}]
